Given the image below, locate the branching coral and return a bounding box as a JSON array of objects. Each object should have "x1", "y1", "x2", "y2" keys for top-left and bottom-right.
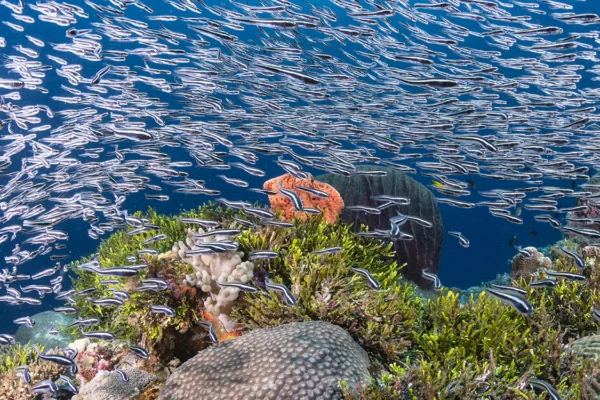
[
  {"x1": 264, "y1": 173, "x2": 344, "y2": 224},
  {"x1": 174, "y1": 227, "x2": 255, "y2": 332}
]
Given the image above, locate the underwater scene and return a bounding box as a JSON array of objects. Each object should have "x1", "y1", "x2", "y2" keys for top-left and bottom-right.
[{"x1": 2, "y1": 0, "x2": 600, "y2": 398}]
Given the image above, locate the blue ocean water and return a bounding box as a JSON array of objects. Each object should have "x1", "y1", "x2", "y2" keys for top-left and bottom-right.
[{"x1": 0, "y1": 0, "x2": 597, "y2": 329}]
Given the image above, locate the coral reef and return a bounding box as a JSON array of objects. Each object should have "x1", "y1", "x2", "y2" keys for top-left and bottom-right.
[
  {"x1": 459, "y1": 273, "x2": 510, "y2": 305},
  {"x1": 15, "y1": 311, "x2": 75, "y2": 349},
  {"x1": 74, "y1": 367, "x2": 158, "y2": 400},
  {"x1": 232, "y1": 214, "x2": 415, "y2": 365},
  {"x1": 173, "y1": 227, "x2": 255, "y2": 332},
  {"x1": 571, "y1": 335, "x2": 600, "y2": 400},
  {"x1": 510, "y1": 246, "x2": 552, "y2": 279},
  {"x1": 159, "y1": 321, "x2": 370, "y2": 400},
  {"x1": 317, "y1": 166, "x2": 444, "y2": 289},
  {"x1": 232, "y1": 216, "x2": 596, "y2": 398},
  {"x1": 0, "y1": 344, "x2": 39, "y2": 374},
  {"x1": 50, "y1": 205, "x2": 600, "y2": 399},
  {"x1": 264, "y1": 173, "x2": 344, "y2": 224}
]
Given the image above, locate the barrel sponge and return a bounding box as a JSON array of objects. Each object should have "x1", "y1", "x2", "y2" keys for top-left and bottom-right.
[
  {"x1": 174, "y1": 228, "x2": 254, "y2": 332},
  {"x1": 264, "y1": 173, "x2": 344, "y2": 224},
  {"x1": 317, "y1": 166, "x2": 444, "y2": 289},
  {"x1": 158, "y1": 321, "x2": 371, "y2": 400}
]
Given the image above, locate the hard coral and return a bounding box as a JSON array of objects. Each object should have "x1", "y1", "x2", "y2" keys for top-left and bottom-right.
[
  {"x1": 159, "y1": 321, "x2": 370, "y2": 400},
  {"x1": 175, "y1": 228, "x2": 255, "y2": 332},
  {"x1": 74, "y1": 367, "x2": 158, "y2": 400},
  {"x1": 264, "y1": 173, "x2": 344, "y2": 224},
  {"x1": 511, "y1": 246, "x2": 552, "y2": 279}
]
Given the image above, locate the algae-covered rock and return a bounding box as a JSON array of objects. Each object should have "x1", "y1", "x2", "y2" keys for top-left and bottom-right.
[
  {"x1": 318, "y1": 166, "x2": 443, "y2": 288},
  {"x1": 15, "y1": 311, "x2": 74, "y2": 349},
  {"x1": 74, "y1": 367, "x2": 159, "y2": 400},
  {"x1": 159, "y1": 321, "x2": 370, "y2": 400}
]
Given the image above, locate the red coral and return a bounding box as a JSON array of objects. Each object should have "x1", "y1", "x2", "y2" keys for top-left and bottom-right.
[{"x1": 263, "y1": 174, "x2": 344, "y2": 224}]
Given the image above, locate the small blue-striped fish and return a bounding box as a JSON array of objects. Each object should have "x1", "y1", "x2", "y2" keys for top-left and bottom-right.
[
  {"x1": 421, "y1": 271, "x2": 442, "y2": 291},
  {"x1": 311, "y1": 246, "x2": 343, "y2": 255},
  {"x1": 265, "y1": 280, "x2": 297, "y2": 307},
  {"x1": 195, "y1": 320, "x2": 219, "y2": 345},
  {"x1": 350, "y1": 267, "x2": 380, "y2": 290},
  {"x1": 278, "y1": 181, "x2": 304, "y2": 211},
  {"x1": 151, "y1": 305, "x2": 176, "y2": 317},
  {"x1": 216, "y1": 280, "x2": 260, "y2": 293},
  {"x1": 528, "y1": 379, "x2": 562, "y2": 400},
  {"x1": 484, "y1": 287, "x2": 533, "y2": 316},
  {"x1": 248, "y1": 250, "x2": 279, "y2": 260}
]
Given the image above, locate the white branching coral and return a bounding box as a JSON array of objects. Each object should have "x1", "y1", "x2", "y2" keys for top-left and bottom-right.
[{"x1": 174, "y1": 228, "x2": 254, "y2": 332}]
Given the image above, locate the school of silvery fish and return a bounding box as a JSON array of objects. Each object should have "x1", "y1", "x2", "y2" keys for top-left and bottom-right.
[{"x1": 1, "y1": 0, "x2": 600, "y2": 397}]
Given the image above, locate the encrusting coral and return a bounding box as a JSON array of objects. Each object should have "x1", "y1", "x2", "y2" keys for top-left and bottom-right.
[
  {"x1": 174, "y1": 227, "x2": 255, "y2": 332},
  {"x1": 264, "y1": 173, "x2": 344, "y2": 224}
]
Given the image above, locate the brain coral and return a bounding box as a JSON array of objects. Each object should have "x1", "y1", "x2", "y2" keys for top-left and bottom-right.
[
  {"x1": 264, "y1": 174, "x2": 344, "y2": 224},
  {"x1": 158, "y1": 321, "x2": 370, "y2": 400}
]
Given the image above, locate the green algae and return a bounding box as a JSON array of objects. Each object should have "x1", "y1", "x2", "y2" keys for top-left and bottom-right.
[{"x1": 0, "y1": 344, "x2": 40, "y2": 374}]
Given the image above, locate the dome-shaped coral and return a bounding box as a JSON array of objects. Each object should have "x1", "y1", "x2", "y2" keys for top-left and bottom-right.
[
  {"x1": 264, "y1": 174, "x2": 344, "y2": 224},
  {"x1": 158, "y1": 321, "x2": 370, "y2": 400}
]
